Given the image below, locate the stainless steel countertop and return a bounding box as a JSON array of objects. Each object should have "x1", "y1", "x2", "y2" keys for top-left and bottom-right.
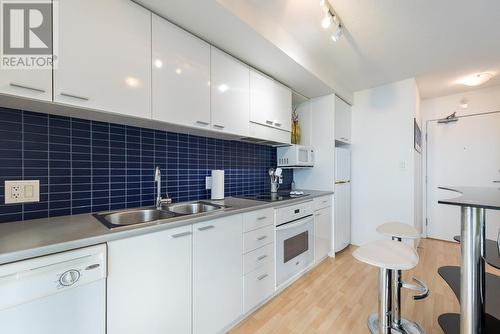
[{"x1": 0, "y1": 190, "x2": 333, "y2": 265}]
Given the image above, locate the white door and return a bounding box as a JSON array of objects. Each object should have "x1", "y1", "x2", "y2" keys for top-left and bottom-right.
[
  {"x1": 210, "y1": 47, "x2": 249, "y2": 136},
  {"x1": 334, "y1": 182, "x2": 351, "y2": 252},
  {"x1": 152, "y1": 14, "x2": 211, "y2": 129},
  {"x1": 426, "y1": 112, "x2": 500, "y2": 241},
  {"x1": 314, "y1": 206, "x2": 332, "y2": 263},
  {"x1": 193, "y1": 215, "x2": 243, "y2": 334},
  {"x1": 107, "y1": 225, "x2": 192, "y2": 334},
  {"x1": 54, "y1": 0, "x2": 151, "y2": 118}
]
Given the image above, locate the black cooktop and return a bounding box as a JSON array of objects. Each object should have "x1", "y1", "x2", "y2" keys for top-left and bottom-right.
[{"x1": 238, "y1": 192, "x2": 309, "y2": 202}]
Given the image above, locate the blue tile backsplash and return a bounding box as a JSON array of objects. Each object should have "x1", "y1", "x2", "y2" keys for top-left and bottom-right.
[{"x1": 0, "y1": 107, "x2": 292, "y2": 223}]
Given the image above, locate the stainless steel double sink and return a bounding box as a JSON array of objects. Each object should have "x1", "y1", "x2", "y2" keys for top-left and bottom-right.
[{"x1": 94, "y1": 201, "x2": 225, "y2": 229}]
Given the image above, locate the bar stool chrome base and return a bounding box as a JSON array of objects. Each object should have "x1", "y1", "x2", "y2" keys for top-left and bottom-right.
[{"x1": 368, "y1": 314, "x2": 426, "y2": 334}]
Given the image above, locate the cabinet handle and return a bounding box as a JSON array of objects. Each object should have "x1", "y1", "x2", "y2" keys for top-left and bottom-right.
[
  {"x1": 265, "y1": 120, "x2": 274, "y2": 125},
  {"x1": 257, "y1": 236, "x2": 267, "y2": 241},
  {"x1": 315, "y1": 213, "x2": 322, "y2": 217},
  {"x1": 257, "y1": 255, "x2": 268, "y2": 261},
  {"x1": 60, "y1": 92, "x2": 89, "y2": 101},
  {"x1": 213, "y1": 124, "x2": 225, "y2": 129},
  {"x1": 257, "y1": 274, "x2": 268, "y2": 281},
  {"x1": 273, "y1": 121, "x2": 282, "y2": 127},
  {"x1": 257, "y1": 216, "x2": 267, "y2": 220},
  {"x1": 493, "y1": 181, "x2": 500, "y2": 183},
  {"x1": 9, "y1": 82, "x2": 46, "y2": 93},
  {"x1": 171, "y1": 231, "x2": 192, "y2": 238},
  {"x1": 198, "y1": 225, "x2": 215, "y2": 231},
  {"x1": 196, "y1": 121, "x2": 209, "y2": 126}
]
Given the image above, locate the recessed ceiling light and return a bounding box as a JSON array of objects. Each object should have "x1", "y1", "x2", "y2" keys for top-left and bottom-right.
[{"x1": 460, "y1": 72, "x2": 495, "y2": 86}]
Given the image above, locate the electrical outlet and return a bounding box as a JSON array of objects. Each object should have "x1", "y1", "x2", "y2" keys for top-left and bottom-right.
[{"x1": 4, "y1": 180, "x2": 40, "y2": 204}]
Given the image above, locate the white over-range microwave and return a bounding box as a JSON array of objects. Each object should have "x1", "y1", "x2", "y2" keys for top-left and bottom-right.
[{"x1": 277, "y1": 145, "x2": 315, "y2": 168}]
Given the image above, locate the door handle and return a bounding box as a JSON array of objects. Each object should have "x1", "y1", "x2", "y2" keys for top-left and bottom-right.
[
  {"x1": 60, "y1": 92, "x2": 89, "y2": 101},
  {"x1": 198, "y1": 225, "x2": 215, "y2": 231},
  {"x1": 10, "y1": 82, "x2": 46, "y2": 93},
  {"x1": 171, "y1": 231, "x2": 192, "y2": 238}
]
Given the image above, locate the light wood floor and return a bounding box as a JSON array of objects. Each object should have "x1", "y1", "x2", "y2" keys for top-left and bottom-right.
[{"x1": 230, "y1": 238, "x2": 500, "y2": 334}]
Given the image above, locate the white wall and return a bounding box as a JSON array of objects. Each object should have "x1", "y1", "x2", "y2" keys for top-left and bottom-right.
[{"x1": 351, "y1": 78, "x2": 420, "y2": 245}]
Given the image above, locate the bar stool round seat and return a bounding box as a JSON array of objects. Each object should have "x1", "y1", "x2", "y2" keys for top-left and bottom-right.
[
  {"x1": 376, "y1": 222, "x2": 420, "y2": 240},
  {"x1": 354, "y1": 240, "x2": 424, "y2": 334},
  {"x1": 353, "y1": 240, "x2": 418, "y2": 271}
]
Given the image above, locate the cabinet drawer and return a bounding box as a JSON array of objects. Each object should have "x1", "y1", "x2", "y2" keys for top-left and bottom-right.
[
  {"x1": 243, "y1": 208, "x2": 274, "y2": 232},
  {"x1": 244, "y1": 261, "x2": 275, "y2": 312},
  {"x1": 243, "y1": 243, "x2": 274, "y2": 274},
  {"x1": 313, "y1": 196, "x2": 332, "y2": 211},
  {"x1": 275, "y1": 201, "x2": 313, "y2": 224},
  {"x1": 244, "y1": 225, "x2": 274, "y2": 254}
]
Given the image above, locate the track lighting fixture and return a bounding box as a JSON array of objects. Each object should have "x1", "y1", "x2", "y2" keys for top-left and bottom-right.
[{"x1": 319, "y1": 0, "x2": 344, "y2": 42}]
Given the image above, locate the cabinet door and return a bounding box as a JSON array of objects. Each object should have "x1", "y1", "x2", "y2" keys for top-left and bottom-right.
[
  {"x1": 314, "y1": 206, "x2": 332, "y2": 263},
  {"x1": 250, "y1": 69, "x2": 276, "y2": 128},
  {"x1": 211, "y1": 47, "x2": 249, "y2": 136},
  {"x1": 54, "y1": 0, "x2": 151, "y2": 119},
  {"x1": 334, "y1": 183, "x2": 351, "y2": 252},
  {"x1": 107, "y1": 225, "x2": 192, "y2": 334},
  {"x1": 335, "y1": 96, "x2": 351, "y2": 143},
  {"x1": 272, "y1": 82, "x2": 292, "y2": 132},
  {"x1": 193, "y1": 215, "x2": 243, "y2": 334},
  {"x1": 0, "y1": 70, "x2": 52, "y2": 101},
  {"x1": 152, "y1": 14, "x2": 210, "y2": 128}
]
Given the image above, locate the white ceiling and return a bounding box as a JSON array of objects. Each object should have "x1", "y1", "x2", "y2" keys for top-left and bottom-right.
[{"x1": 137, "y1": 0, "x2": 500, "y2": 101}]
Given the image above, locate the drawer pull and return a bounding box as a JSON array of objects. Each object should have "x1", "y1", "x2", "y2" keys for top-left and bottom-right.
[
  {"x1": 273, "y1": 121, "x2": 282, "y2": 127},
  {"x1": 257, "y1": 255, "x2": 268, "y2": 261},
  {"x1": 257, "y1": 216, "x2": 267, "y2": 220},
  {"x1": 198, "y1": 225, "x2": 215, "y2": 231},
  {"x1": 322, "y1": 200, "x2": 328, "y2": 204},
  {"x1": 10, "y1": 82, "x2": 46, "y2": 93},
  {"x1": 213, "y1": 124, "x2": 225, "y2": 129},
  {"x1": 265, "y1": 120, "x2": 274, "y2": 125},
  {"x1": 257, "y1": 274, "x2": 268, "y2": 281},
  {"x1": 60, "y1": 92, "x2": 89, "y2": 101},
  {"x1": 257, "y1": 236, "x2": 268, "y2": 241},
  {"x1": 171, "y1": 231, "x2": 192, "y2": 238},
  {"x1": 196, "y1": 120, "x2": 210, "y2": 126}
]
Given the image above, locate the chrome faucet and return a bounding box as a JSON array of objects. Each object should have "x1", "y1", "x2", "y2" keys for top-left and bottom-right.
[{"x1": 154, "y1": 166, "x2": 172, "y2": 209}]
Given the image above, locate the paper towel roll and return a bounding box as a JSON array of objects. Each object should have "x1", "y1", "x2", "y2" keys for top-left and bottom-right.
[{"x1": 211, "y1": 170, "x2": 225, "y2": 200}]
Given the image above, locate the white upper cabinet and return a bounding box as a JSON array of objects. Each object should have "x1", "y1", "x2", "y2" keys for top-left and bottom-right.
[
  {"x1": 0, "y1": 70, "x2": 52, "y2": 102},
  {"x1": 193, "y1": 215, "x2": 243, "y2": 334},
  {"x1": 54, "y1": 0, "x2": 151, "y2": 119},
  {"x1": 250, "y1": 69, "x2": 292, "y2": 132},
  {"x1": 335, "y1": 96, "x2": 352, "y2": 143},
  {"x1": 210, "y1": 47, "x2": 250, "y2": 136},
  {"x1": 152, "y1": 14, "x2": 211, "y2": 129}
]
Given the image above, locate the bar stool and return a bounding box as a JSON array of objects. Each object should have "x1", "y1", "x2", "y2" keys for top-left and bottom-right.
[
  {"x1": 353, "y1": 240, "x2": 425, "y2": 334},
  {"x1": 377, "y1": 222, "x2": 428, "y2": 333}
]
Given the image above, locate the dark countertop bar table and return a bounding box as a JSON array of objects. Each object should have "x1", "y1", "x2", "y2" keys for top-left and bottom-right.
[{"x1": 438, "y1": 186, "x2": 500, "y2": 334}]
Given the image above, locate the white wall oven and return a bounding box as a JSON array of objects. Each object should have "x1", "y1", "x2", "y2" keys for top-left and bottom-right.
[{"x1": 275, "y1": 202, "x2": 314, "y2": 287}]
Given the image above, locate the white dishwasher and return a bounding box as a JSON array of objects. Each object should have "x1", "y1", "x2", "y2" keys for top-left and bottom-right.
[{"x1": 0, "y1": 244, "x2": 107, "y2": 334}]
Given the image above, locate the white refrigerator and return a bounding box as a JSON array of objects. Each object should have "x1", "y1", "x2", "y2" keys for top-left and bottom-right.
[{"x1": 334, "y1": 147, "x2": 351, "y2": 252}]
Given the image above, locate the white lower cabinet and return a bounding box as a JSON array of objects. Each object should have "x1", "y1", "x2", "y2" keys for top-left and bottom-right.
[
  {"x1": 314, "y1": 205, "x2": 332, "y2": 263},
  {"x1": 244, "y1": 261, "x2": 275, "y2": 312},
  {"x1": 193, "y1": 215, "x2": 243, "y2": 334},
  {"x1": 107, "y1": 225, "x2": 192, "y2": 334}
]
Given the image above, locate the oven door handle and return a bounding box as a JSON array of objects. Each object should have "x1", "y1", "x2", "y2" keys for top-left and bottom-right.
[{"x1": 276, "y1": 217, "x2": 312, "y2": 231}]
